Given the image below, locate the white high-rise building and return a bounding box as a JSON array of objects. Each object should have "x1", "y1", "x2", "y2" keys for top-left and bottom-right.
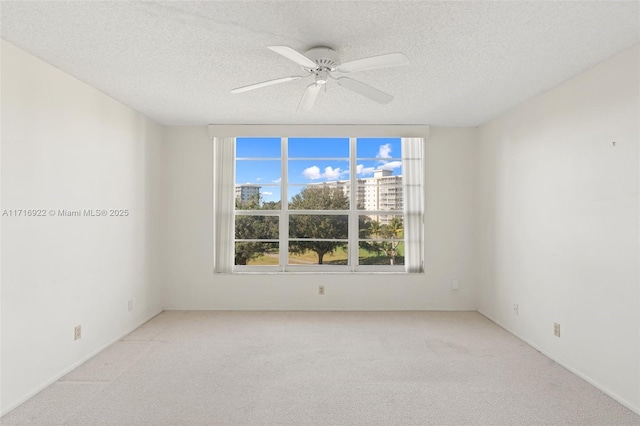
[
  {"x1": 362, "y1": 169, "x2": 402, "y2": 224},
  {"x1": 235, "y1": 184, "x2": 261, "y2": 203},
  {"x1": 316, "y1": 169, "x2": 402, "y2": 224}
]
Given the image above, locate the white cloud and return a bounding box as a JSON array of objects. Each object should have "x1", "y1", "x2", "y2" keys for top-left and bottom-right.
[
  {"x1": 256, "y1": 177, "x2": 262, "y2": 181},
  {"x1": 376, "y1": 143, "x2": 392, "y2": 159},
  {"x1": 303, "y1": 165, "x2": 348, "y2": 180},
  {"x1": 272, "y1": 178, "x2": 281, "y2": 183},
  {"x1": 322, "y1": 166, "x2": 343, "y2": 180},
  {"x1": 303, "y1": 166, "x2": 322, "y2": 179},
  {"x1": 356, "y1": 164, "x2": 376, "y2": 176},
  {"x1": 380, "y1": 161, "x2": 402, "y2": 171},
  {"x1": 262, "y1": 191, "x2": 273, "y2": 195}
]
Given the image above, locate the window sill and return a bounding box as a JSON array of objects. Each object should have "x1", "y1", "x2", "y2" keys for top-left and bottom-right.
[{"x1": 217, "y1": 271, "x2": 424, "y2": 275}]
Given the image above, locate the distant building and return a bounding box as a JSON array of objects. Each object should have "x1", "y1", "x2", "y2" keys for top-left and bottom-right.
[
  {"x1": 235, "y1": 184, "x2": 261, "y2": 203},
  {"x1": 363, "y1": 169, "x2": 403, "y2": 224},
  {"x1": 318, "y1": 169, "x2": 403, "y2": 224}
]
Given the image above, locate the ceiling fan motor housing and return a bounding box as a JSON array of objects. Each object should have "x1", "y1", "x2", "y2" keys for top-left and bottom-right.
[{"x1": 304, "y1": 47, "x2": 340, "y2": 71}]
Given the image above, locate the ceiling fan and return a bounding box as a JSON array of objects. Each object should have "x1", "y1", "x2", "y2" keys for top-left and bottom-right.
[{"x1": 230, "y1": 46, "x2": 409, "y2": 112}]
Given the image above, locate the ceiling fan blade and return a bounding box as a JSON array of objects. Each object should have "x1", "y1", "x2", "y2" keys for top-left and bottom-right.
[
  {"x1": 230, "y1": 76, "x2": 302, "y2": 93},
  {"x1": 336, "y1": 77, "x2": 393, "y2": 104},
  {"x1": 297, "y1": 83, "x2": 321, "y2": 112},
  {"x1": 337, "y1": 52, "x2": 409, "y2": 73},
  {"x1": 268, "y1": 46, "x2": 318, "y2": 69}
]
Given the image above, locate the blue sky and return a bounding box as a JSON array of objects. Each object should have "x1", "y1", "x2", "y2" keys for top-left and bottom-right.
[{"x1": 236, "y1": 137, "x2": 402, "y2": 202}]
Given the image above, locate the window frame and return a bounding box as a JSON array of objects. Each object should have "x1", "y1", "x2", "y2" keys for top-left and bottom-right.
[
  {"x1": 211, "y1": 125, "x2": 429, "y2": 275},
  {"x1": 234, "y1": 137, "x2": 406, "y2": 273}
]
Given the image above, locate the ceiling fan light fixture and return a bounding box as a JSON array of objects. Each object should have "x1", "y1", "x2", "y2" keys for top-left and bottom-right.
[{"x1": 315, "y1": 70, "x2": 329, "y2": 85}]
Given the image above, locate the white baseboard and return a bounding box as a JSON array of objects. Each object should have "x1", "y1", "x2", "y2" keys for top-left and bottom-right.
[
  {"x1": 477, "y1": 309, "x2": 640, "y2": 417},
  {"x1": 162, "y1": 307, "x2": 478, "y2": 311},
  {"x1": 0, "y1": 308, "x2": 164, "y2": 417}
]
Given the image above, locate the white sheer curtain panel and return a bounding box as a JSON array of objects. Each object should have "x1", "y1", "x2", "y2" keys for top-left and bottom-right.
[
  {"x1": 402, "y1": 137, "x2": 425, "y2": 273},
  {"x1": 213, "y1": 137, "x2": 235, "y2": 273}
]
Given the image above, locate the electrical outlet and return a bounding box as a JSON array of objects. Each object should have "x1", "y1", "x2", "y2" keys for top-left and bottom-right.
[
  {"x1": 319, "y1": 285, "x2": 325, "y2": 295},
  {"x1": 513, "y1": 303, "x2": 519, "y2": 315},
  {"x1": 554, "y1": 322, "x2": 561, "y2": 337},
  {"x1": 128, "y1": 299, "x2": 134, "y2": 312},
  {"x1": 74, "y1": 325, "x2": 82, "y2": 340}
]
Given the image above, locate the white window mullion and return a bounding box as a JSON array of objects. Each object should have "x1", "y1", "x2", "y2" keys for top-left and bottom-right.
[
  {"x1": 280, "y1": 137, "x2": 288, "y2": 271},
  {"x1": 281, "y1": 209, "x2": 349, "y2": 215},
  {"x1": 349, "y1": 137, "x2": 358, "y2": 272}
]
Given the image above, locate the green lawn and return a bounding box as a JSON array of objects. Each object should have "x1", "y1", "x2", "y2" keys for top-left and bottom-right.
[{"x1": 247, "y1": 244, "x2": 404, "y2": 266}]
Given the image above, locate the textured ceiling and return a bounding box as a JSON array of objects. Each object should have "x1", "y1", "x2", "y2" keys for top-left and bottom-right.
[{"x1": 1, "y1": 1, "x2": 639, "y2": 126}]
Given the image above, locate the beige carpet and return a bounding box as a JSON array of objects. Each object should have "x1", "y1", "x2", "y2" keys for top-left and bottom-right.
[{"x1": 1, "y1": 311, "x2": 639, "y2": 426}]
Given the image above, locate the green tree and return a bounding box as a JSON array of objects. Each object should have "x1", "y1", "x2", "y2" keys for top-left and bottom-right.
[
  {"x1": 234, "y1": 215, "x2": 279, "y2": 265},
  {"x1": 362, "y1": 216, "x2": 404, "y2": 265},
  {"x1": 288, "y1": 186, "x2": 349, "y2": 264},
  {"x1": 234, "y1": 196, "x2": 280, "y2": 265},
  {"x1": 235, "y1": 193, "x2": 261, "y2": 210}
]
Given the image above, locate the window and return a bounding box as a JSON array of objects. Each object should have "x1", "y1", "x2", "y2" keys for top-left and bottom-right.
[{"x1": 212, "y1": 127, "x2": 426, "y2": 273}]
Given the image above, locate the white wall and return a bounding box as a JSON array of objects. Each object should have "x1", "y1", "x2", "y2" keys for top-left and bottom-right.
[
  {"x1": 4, "y1": 33, "x2": 637, "y2": 418},
  {"x1": 476, "y1": 45, "x2": 640, "y2": 412},
  {"x1": 0, "y1": 41, "x2": 164, "y2": 414},
  {"x1": 161, "y1": 126, "x2": 477, "y2": 310}
]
